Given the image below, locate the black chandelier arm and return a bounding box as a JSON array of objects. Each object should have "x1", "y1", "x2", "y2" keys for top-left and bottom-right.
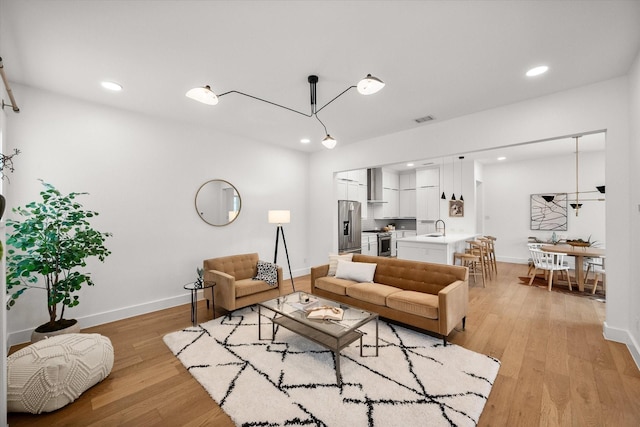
[
  {"x1": 315, "y1": 112, "x2": 329, "y2": 135},
  {"x1": 315, "y1": 85, "x2": 357, "y2": 114},
  {"x1": 217, "y1": 90, "x2": 312, "y2": 117}
]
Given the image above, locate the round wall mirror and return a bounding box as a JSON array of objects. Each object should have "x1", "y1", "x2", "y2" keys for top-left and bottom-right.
[{"x1": 195, "y1": 179, "x2": 242, "y2": 226}]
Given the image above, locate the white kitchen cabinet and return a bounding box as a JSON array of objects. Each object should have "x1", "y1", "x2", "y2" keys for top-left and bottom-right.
[
  {"x1": 361, "y1": 234, "x2": 378, "y2": 256},
  {"x1": 416, "y1": 167, "x2": 439, "y2": 187},
  {"x1": 392, "y1": 230, "x2": 417, "y2": 256},
  {"x1": 382, "y1": 188, "x2": 399, "y2": 218},
  {"x1": 399, "y1": 171, "x2": 416, "y2": 218},
  {"x1": 415, "y1": 167, "x2": 440, "y2": 221},
  {"x1": 382, "y1": 169, "x2": 399, "y2": 190},
  {"x1": 416, "y1": 186, "x2": 440, "y2": 219},
  {"x1": 337, "y1": 169, "x2": 364, "y2": 182},
  {"x1": 399, "y1": 172, "x2": 416, "y2": 190},
  {"x1": 391, "y1": 232, "x2": 397, "y2": 256},
  {"x1": 337, "y1": 179, "x2": 359, "y2": 201},
  {"x1": 399, "y1": 188, "x2": 416, "y2": 218},
  {"x1": 338, "y1": 169, "x2": 367, "y2": 219}
]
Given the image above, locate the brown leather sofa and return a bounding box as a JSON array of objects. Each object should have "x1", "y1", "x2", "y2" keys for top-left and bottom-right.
[
  {"x1": 310, "y1": 254, "x2": 469, "y2": 344},
  {"x1": 204, "y1": 253, "x2": 283, "y2": 313}
]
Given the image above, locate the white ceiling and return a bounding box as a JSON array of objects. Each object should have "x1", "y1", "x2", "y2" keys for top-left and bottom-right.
[
  {"x1": 1, "y1": 1, "x2": 639, "y2": 153},
  {"x1": 385, "y1": 132, "x2": 606, "y2": 171}
]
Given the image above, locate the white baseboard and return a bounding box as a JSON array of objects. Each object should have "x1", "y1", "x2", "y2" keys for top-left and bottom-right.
[
  {"x1": 7, "y1": 269, "x2": 313, "y2": 348},
  {"x1": 603, "y1": 321, "x2": 640, "y2": 370},
  {"x1": 7, "y1": 293, "x2": 191, "y2": 347},
  {"x1": 283, "y1": 266, "x2": 310, "y2": 280}
]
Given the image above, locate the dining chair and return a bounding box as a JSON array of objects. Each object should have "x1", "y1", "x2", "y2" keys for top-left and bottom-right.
[
  {"x1": 527, "y1": 242, "x2": 544, "y2": 275},
  {"x1": 585, "y1": 256, "x2": 606, "y2": 295},
  {"x1": 528, "y1": 248, "x2": 572, "y2": 291}
]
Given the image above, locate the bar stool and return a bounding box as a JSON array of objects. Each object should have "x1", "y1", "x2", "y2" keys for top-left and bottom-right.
[
  {"x1": 453, "y1": 251, "x2": 466, "y2": 266},
  {"x1": 483, "y1": 236, "x2": 498, "y2": 275},
  {"x1": 467, "y1": 240, "x2": 491, "y2": 280},
  {"x1": 460, "y1": 253, "x2": 485, "y2": 287}
]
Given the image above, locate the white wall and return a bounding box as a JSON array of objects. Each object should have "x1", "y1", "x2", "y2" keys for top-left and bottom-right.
[
  {"x1": 309, "y1": 76, "x2": 636, "y2": 365},
  {"x1": 627, "y1": 50, "x2": 640, "y2": 362},
  {"x1": 3, "y1": 85, "x2": 310, "y2": 345},
  {"x1": 483, "y1": 150, "x2": 606, "y2": 264}
]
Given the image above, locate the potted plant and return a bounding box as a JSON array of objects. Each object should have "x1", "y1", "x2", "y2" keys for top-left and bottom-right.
[{"x1": 5, "y1": 180, "x2": 112, "y2": 341}]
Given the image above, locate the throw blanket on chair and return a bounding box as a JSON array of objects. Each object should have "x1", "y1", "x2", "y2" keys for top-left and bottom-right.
[{"x1": 253, "y1": 260, "x2": 278, "y2": 286}]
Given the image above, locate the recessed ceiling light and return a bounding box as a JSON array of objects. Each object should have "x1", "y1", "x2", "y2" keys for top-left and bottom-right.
[
  {"x1": 526, "y1": 66, "x2": 549, "y2": 77},
  {"x1": 497, "y1": 156, "x2": 507, "y2": 161},
  {"x1": 300, "y1": 138, "x2": 311, "y2": 144},
  {"x1": 101, "y1": 81, "x2": 122, "y2": 91},
  {"x1": 406, "y1": 163, "x2": 414, "y2": 167}
]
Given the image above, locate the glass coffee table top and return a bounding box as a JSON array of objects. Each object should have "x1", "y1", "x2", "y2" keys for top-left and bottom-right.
[{"x1": 259, "y1": 292, "x2": 377, "y2": 337}]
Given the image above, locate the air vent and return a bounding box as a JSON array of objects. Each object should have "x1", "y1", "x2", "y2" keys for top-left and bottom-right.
[{"x1": 414, "y1": 115, "x2": 435, "y2": 124}]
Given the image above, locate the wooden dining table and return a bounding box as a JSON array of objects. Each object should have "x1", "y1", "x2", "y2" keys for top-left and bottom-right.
[{"x1": 541, "y1": 244, "x2": 606, "y2": 292}]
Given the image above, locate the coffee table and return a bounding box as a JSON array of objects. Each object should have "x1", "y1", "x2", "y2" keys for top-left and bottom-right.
[{"x1": 258, "y1": 292, "x2": 378, "y2": 386}]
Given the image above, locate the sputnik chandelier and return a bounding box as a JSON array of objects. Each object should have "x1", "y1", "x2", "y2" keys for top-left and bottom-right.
[
  {"x1": 539, "y1": 135, "x2": 605, "y2": 216},
  {"x1": 570, "y1": 135, "x2": 605, "y2": 216},
  {"x1": 185, "y1": 74, "x2": 385, "y2": 149}
]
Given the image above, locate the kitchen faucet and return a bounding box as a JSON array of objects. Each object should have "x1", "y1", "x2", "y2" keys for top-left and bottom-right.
[{"x1": 435, "y1": 219, "x2": 446, "y2": 236}]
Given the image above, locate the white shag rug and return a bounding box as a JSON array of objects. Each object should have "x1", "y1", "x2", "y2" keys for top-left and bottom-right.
[{"x1": 163, "y1": 306, "x2": 500, "y2": 427}]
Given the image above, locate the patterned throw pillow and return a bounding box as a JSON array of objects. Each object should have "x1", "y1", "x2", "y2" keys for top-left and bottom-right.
[{"x1": 253, "y1": 260, "x2": 278, "y2": 286}]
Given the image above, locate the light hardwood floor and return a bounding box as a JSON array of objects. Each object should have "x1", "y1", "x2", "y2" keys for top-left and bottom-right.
[{"x1": 8, "y1": 262, "x2": 640, "y2": 426}]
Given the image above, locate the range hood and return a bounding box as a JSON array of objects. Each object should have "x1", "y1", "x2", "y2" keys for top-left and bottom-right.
[{"x1": 367, "y1": 168, "x2": 387, "y2": 203}]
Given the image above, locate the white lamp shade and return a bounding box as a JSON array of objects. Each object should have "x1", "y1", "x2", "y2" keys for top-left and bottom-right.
[
  {"x1": 357, "y1": 74, "x2": 385, "y2": 95},
  {"x1": 268, "y1": 210, "x2": 290, "y2": 224},
  {"x1": 186, "y1": 85, "x2": 219, "y2": 105},
  {"x1": 322, "y1": 135, "x2": 337, "y2": 149}
]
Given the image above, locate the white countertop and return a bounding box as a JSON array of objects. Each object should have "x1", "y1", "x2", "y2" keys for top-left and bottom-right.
[{"x1": 397, "y1": 233, "x2": 477, "y2": 245}]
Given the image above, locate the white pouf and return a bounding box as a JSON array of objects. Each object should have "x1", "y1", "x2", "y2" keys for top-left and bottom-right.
[{"x1": 7, "y1": 333, "x2": 114, "y2": 414}]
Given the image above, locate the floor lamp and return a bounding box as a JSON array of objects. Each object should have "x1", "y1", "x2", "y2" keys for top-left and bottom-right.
[{"x1": 268, "y1": 210, "x2": 295, "y2": 292}]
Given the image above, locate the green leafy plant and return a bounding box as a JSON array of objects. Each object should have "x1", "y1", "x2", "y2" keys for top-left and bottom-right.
[
  {"x1": 196, "y1": 267, "x2": 204, "y2": 287},
  {"x1": 6, "y1": 180, "x2": 112, "y2": 332}
]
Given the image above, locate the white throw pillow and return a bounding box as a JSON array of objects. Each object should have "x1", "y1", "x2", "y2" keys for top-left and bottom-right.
[
  {"x1": 327, "y1": 253, "x2": 354, "y2": 276},
  {"x1": 335, "y1": 260, "x2": 377, "y2": 283}
]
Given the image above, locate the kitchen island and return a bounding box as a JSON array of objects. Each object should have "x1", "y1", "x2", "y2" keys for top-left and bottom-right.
[{"x1": 396, "y1": 233, "x2": 477, "y2": 265}]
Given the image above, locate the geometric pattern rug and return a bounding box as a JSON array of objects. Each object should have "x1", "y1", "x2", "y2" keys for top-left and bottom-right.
[{"x1": 163, "y1": 306, "x2": 500, "y2": 426}]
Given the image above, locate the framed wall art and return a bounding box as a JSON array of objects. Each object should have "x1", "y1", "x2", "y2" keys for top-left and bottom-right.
[
  {"x1": 449, "y1": 200, "x2": 464, "y2": 217},
  {"x1": 530, "y1": 193, "x2": 567, "y2": 231}
]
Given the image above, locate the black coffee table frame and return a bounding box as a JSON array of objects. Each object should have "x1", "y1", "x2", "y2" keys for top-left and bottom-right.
[{"x1": 258, "y1": 292, "x2": 378, "y2": 386}]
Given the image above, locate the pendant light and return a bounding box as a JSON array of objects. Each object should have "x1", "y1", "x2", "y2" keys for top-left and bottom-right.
[
  {"x1": 441, "y1": 157, "x2": 446, "y2": 199},
  {"x1": 459, "y1": 156, "x2": 464, "y2": 201},
  {"x1": 568, "y1": 135, "x2": 605, "y2": 215},
  {"x1": 574, "y1": 136, "x2": 580, "y2": 216},
  {"x1": 450, "y1": 157, "x2": 456, "y2": 201}
]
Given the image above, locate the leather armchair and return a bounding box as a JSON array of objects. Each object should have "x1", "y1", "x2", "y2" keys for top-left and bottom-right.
[{"x1": 203, "y1": 253, "x2": 283, "y2": 313}]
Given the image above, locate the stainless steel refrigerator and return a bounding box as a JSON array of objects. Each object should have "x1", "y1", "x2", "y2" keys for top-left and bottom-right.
[{"x1": 338, "y1": 200, "x2": 362, "y2": 254}]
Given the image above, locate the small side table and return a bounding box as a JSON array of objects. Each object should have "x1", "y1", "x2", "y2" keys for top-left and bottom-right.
[{"x1": 184, "y1": 280, "x2": 216, "y2": 326}]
